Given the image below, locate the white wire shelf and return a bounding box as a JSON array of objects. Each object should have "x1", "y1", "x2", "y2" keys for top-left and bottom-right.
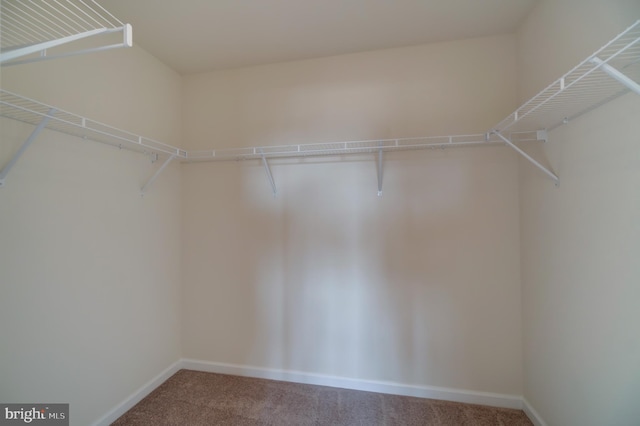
[
  {"x1": 0, "y1": 90, "x2": 186, "y2": 157},
  {"x1": 184, "y1": 132, "x2": 544, "y2": 162},
  {"x1": 493, "y1": 19, "x2": 640, "y2": 133},
  {"x1": 0, "y1": 89, "x2": 540, "y2": 162},
  {"x1": 0, "y1": 0, "x2": 132, "y2": 66},
  {"x1": 1, "y1": 20, "x2": 639, "y2": 191}
]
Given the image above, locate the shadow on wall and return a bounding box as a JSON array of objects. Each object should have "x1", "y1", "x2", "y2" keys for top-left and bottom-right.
[{"x1": 224, "y1": 147, "x2": 516, "y2": 388}]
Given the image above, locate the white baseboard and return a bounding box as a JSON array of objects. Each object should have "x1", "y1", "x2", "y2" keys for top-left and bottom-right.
[
  {"x1": 96, "y1": 358, "x2": 529, "y2": 424},
  {"x1": 181, "y1": 358, "x2": 523, "y2": 410},
  {"x1": 522, "y1": 398, "x2": 548, "y2": 426},
  {"x1": 92, "y1": 359, "x2": 183, "y2": 426}
]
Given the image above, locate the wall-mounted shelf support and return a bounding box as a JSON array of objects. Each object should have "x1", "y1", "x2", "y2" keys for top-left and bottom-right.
[
  {"x1": 491, "y1": 20, "x2": 640, "y2": 136},
  {"x1": 492, "y1": 130, "x2": 559, "y2": 185},
  {"x1": 261, "y1": 153, "x2": 277, "y2": 197},
  {"x1": 377, "y1": 143, "x2": 384, "y2": 196},
  {"x1": 590, "y1": 57, "x2": 640, "y2": 95},
  {"x1": 2, "y1": 20, "x2": 637, "y2": 193},
  {"x1": 0, "y1": 108, "x2": 56, "y2": 187},
  {"x1": 0, "y1": 25, "x2": 132, "y2": 66},
  {"x1": 141, "y1": 154, "x2": 175, "y2": 195},
  {"x1": 0, "y1": 1, "x2": 132, "y2": 67}
]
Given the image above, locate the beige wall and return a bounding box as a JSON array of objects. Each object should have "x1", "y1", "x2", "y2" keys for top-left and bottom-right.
[
  {"x1": 0, "y1": 46, "x2": 183, "y2": 426},
  {"x1": 517, "y1": 1, "x2": 640, "y2": 425},
  {"x1": 183, "y1": 36, "x2": 516, "y2": 150},
  {"x1": 7, "y1": 6, "x2": 638, "y2": 421},
  {"x1": 181, "y1": 35, "x2": 524, "y2": 394}
]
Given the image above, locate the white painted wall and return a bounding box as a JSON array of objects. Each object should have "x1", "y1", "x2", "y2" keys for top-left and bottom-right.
[
  {"x1": 0, "y1": 46, "x2": 183, "y2": 426},
  {"x1": 9, "y1": 6, "x2": 638, "y2": 421},
  {"x1": 517, "y1": 2, "x2": 640, "y2": 425},
  {"x1": 181, "y1": 35, "x2": 524, "y2": 395}
]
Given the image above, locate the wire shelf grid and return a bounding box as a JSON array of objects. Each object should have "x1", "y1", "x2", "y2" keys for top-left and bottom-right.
[
  {"x1": 1, "y1": 20, "x2": 638, "y2": 178},
  {"x1": 0, "y1": 90, "x2": 186, "y2": 157},
  {"x1": 0, "y1": 0, "x2": 131, "y2": 66},
  {"x1": 493, "y1": 20, "x2": 640, "y2": 133},
  {"x1": 184, "y1": 132, "x2": 543, "y2": 162}
]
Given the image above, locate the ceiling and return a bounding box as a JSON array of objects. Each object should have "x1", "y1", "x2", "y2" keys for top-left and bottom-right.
[{"x1": 102, "y1": 0, "x2": 537, "y2": 75}]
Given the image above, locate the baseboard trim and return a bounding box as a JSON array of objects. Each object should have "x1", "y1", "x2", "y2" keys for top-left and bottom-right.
[
  {"x1": 522, "y1": 398, "x2": 548, "y2": 426},
  {"x1": 181, "y1": 358, "x2": 523, "y2": 410},
  {"x1": 96, "y1": 358, "x2": 529, "y2": 424},
  {"x1": 92, "y1": 359, "x2": 183, "y2": 426}
]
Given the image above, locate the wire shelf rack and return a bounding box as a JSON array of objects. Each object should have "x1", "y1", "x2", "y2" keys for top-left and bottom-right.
[
  {"x1": 493, "y1": 19, "x2": 640, "y2": 133},
  {"x1": 0, "y1": 89, "x2": 540, "y2": 162},
  {"x1": 0, "y1": 90, "x2": 186, "y2": 157},
  {"x1": 0, "y1": 0, "x2": 132, "y2": 66},
  {"x1": 185, "y1": 132, "x2": 543, "y2": 162},
  {"x1": 1, "y1": 20, "x2": 639, "y2": 190}
]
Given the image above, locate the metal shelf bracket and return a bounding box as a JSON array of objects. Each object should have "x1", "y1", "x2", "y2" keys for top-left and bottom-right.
[
  {"x1": 261, "y1": 153, "x2": 277, "y2": 197},
  {"x1": 1, "y1": 1, "x2": 132, "y2": 67},
  {"x1": 537, "y1": 130, "x2": 548, "y2": 143},
  {"x1": 0, "y1": 108, "x2": 56, "y2": 187},
  {"x1": 0, "y1": 25, "x2": 132, "y2": 67},
  {"x1": 492, "y1": 130, "x2": 559, "y2": 185},
  {"x1": 377, "y1": 143, "x2": 384, "y2": 196},
  {"x1": 590, "y1": 57, "x2": 640, "y2": 95},
  {"x1": 140, "y1": 154, "x2": 175, "y2": 196}
]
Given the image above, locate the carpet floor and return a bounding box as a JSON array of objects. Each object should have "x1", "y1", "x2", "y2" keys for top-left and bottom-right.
[{"x1": 112, "y1": 369, "x2": 533, "y2": 425}]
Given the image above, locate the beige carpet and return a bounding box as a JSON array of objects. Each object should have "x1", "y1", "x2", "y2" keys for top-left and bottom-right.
[{"x1": 112, "y1": 369, "x2": 533, "y2": 425}]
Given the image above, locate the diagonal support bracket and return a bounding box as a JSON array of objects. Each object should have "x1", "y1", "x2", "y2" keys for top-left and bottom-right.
[
  {"x1": 377, "y1": 144, "x2": 384, "y2": 196},
  {"x1": 590, "y1": 56, "x2": 640, "y2": 95},
  {"x1": 0, "y1": 108, "x2": 56, "y2": 187},
  {"x1": 140, "y1": 154, "x2": 175, "y2": 195},
  {"x1": 1, "y1": 25, "x2": 133, "y2": 67},
  {"x1": 493, "y1": 130, "x2": 559, "y2": 185},
  {"x1": 261, "y1": 153, "x2": 277, "y2": 197}
]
